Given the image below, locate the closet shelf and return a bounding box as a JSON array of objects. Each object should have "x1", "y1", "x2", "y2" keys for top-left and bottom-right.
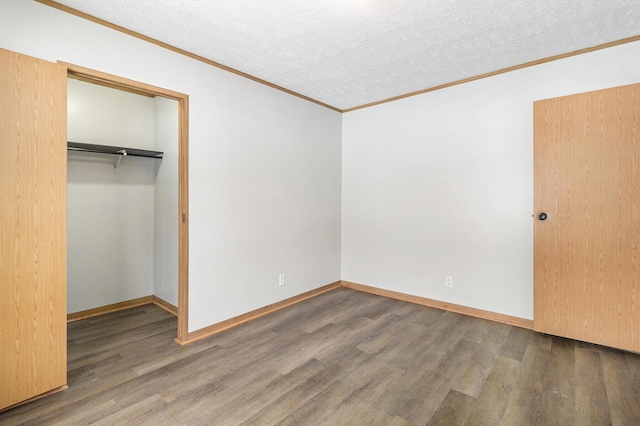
[
  {"x1": 67, "y1": 141, "x2": 164, "y2": 159},
  {"x1": 67, "y1": 141, "x2": 163, "y2": 169}
]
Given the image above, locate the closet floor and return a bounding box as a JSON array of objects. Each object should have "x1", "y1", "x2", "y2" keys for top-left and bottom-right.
[{"x1": 2, "y1": 288, "x2": 639, "y2": 425}]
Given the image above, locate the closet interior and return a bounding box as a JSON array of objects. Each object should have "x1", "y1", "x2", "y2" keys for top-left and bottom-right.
[{"x1": 67, "y1": 77, "x2": 179, "y2": 316}]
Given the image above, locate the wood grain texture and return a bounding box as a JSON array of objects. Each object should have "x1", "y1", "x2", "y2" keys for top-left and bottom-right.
[
  {"x1": 0, "y1": 385, "x2": 68, "y2": 413},
  {"x1": 67, "y1": 296, "x2": 180, "y2": 323},
  {"x1": 64, "y1": 62, "x2": 188, "y2": 100},
  {"x1": 0, "y1": 48, "x2": 67, "y2": 410},
  {"x1": 179, "y1": 281, "x2": 342, "y2": 345},
  {"x1": 343, "y1": 281, "x2": 533, "y2": 329},
  {"x1": 534, "y1": 83, "x2": 640, "y2": 352},
  {"x1": 67, "y1": 297, "x2": 154, "y2": 322},
  {"x1": 177, "y1": 94, "x2": 189, "y2": 342},
  {"x1": 1, "y1": 288, "x2": 639, "y2": 424},
  {"x1": 68, "y1": 73, "x2": 154, "y2": 98},
  {"x1": 152, "y1": 296, "x2": 178, "y2": 317}
]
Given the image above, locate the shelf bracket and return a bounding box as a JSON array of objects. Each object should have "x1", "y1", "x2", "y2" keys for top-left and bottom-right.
[{"x1": 114, "y1": 149, "x2": 127, "y2": 170}]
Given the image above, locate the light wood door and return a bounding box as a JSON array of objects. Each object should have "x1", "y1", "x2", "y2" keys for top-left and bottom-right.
[
  {"x1": 533, "y1": 83, "x2": 640, "y2": 352},
  {"x1": 1, "y1": 49, "x2": 67, "y2": 409}
]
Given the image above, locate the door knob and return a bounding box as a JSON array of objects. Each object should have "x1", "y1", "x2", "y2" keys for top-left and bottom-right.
[{"x1": 538, "y1": 212, "x2": 548, "y2": 221}]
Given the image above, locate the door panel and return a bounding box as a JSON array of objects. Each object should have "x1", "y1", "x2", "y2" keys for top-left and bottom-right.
[
  {"x1": 1, "y1": 49, "x2": 67, "y2": 409},
  {"x1": 534, "y1": 83, "x2": 639, "y2": 352}
]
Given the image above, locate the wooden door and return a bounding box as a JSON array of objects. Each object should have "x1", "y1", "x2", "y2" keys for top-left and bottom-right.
[
  {"x1": 533, "y1": 83, "x2": 640, "y2": 352},
  {"x1": 1, "y1": 49, "x2": 67, "y2": 410}
]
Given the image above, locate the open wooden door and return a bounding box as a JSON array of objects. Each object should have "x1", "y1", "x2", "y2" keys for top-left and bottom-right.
[
  {"x1": 1, "y1": 49, "x2": 67, "y2": 410},
  {"x1": 533, "y1": 83, "x2": 640, "y2": 352}
]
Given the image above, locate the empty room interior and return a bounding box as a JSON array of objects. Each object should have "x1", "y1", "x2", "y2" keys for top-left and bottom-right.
[{"x1": 1, "y1": 0, "x2": 639, "y2": 424}]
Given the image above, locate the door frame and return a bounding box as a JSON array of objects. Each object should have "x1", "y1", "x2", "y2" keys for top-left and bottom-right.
[{"x1": 63, "y1": 62, "x2": 190, "y2": 343}]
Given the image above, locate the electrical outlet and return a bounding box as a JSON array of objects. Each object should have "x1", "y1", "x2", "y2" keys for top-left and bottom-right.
[
  {"x1": 445, "y1": 276, "x2": 453, "y2": 288},
  {"x1": 279, "y1": 274, "x2": 286, "y2": 287}
]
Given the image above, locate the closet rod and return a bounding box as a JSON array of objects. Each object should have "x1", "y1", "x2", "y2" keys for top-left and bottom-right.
[{"x1": 67, "y1": 141, "x2": 164, "y2": 159}]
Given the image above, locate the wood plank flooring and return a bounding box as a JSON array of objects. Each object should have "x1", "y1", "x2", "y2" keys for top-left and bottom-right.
[{"x1": 2, "y1": 288, "x2": 639, "y2": 425}]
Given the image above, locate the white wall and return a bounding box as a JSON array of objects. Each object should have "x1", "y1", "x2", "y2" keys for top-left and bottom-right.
[
  {"x1": 342, "y1": 41, "x2": 640, "y2": 320},
  {"x1": 0, "y1": 0, "x2": 342, "y2": 331},
  {"x1": 154, "y1": 96, "x2": 179, "y2": 306},
  {"x1": 67, "y1": 78, "x2": 157, "y2": 313},
  {"x1": 11, "y1": 0, "x2": 636, "y2": 328}
]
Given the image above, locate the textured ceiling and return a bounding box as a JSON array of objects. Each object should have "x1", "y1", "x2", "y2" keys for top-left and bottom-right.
[{"x1": 52, "y1": 0, "x2": 640, "y2": 111}]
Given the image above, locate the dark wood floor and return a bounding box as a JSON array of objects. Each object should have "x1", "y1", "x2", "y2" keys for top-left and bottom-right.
[{"x1": 2, "y1": 288, "x2": 639, "y2": 425}]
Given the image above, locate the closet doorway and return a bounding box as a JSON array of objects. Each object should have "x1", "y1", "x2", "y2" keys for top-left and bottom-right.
[{"x1": 65, "y1": 63, "x2": 189, "y2": 343}]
